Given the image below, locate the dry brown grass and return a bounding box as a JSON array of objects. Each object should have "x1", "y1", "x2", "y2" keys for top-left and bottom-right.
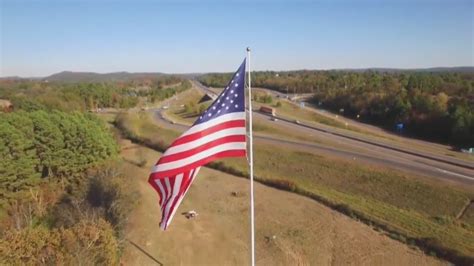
[{"x1": 119, "y1": 140, "x2": 445, "y2": 265}]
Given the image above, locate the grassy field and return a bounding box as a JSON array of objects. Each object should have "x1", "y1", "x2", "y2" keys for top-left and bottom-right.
[
  {"x1": 221, "y1": 146, "x2": 470, "y2": 218},
  {"x1": 252, "y1": 117, "x2": 325, "y2": 144},
  {"x1": 114, "y1": 111, "x2": 474, "y2": 263},
  {"x1": 264, "y1": 100, "x2": 350, "y2": 128},
  {"x1": 119, "y1": 137, "x2": 443, "y2": 265},
  {"x1": 219, "y1": 145, "x2": 474, "y2": 260}
]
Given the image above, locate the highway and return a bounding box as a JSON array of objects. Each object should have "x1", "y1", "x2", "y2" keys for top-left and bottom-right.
[
  {"x1": 152, "y1": 82, "x2": 474, "y2": 186},
  {"x1": 194, "y1": 80, "x2": 473, "y2": 167}
]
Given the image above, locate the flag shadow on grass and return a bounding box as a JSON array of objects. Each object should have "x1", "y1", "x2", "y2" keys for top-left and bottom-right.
[{"x1": 127, "y1": 239, "x2": 163, "y2": 266}]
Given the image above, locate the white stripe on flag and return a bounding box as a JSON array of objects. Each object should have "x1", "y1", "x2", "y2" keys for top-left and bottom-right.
[{"x1": 153, "y1": 142, "x2": 246, "y2": 173}]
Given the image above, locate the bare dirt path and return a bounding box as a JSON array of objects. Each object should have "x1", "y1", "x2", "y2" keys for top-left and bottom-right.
[{"x1": 120, "y1": 139, "x2": 445, "y2": 265}]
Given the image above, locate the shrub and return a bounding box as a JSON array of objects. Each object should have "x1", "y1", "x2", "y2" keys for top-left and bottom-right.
[
  {"x1": 87, "y1": 167, "x2": 139, "y2": 237},
  {"x1": 52, "y1": 165, "x2": 139, "y2": 240},
  {"x1": 0, "y1": 219, "x2": 119, "y2": 265},
  {"x1": 263, "y1": 179, "x2": 297, "y2": 192}
]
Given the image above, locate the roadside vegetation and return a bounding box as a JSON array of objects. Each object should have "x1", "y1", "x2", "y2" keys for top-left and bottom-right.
[
  {"x1": 200, "y1": 71, "x2": 474, "y2": 147},
  {"x1": 163, "y1": 88, "x2": 210, "y2": 124},
  {"x1": 115, "y1": 111, "x2": 474, "y2": 264}
]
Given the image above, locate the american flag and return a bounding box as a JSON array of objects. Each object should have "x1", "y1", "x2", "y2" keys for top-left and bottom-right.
[{"x1": 148, "y1": 60, "x2": 247, "y2": 230}]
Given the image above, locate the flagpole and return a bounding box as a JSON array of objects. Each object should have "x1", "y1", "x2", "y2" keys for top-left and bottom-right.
[{"x1": 246, "y1": 47, "x2": 255, "y2": 266}]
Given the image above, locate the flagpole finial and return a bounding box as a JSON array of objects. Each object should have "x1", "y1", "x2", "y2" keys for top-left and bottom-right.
[{"x1": 246, "y1": 47, "x2": 251, "y2": 52}]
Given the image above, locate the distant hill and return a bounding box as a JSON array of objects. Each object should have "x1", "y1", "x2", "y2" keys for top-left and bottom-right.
[
  {"x1": 1, "y1": 67, "x2": 472, "y2": 82},
  {"x1": 43, "y1": 71, "x2": 166, "y2": 83}
]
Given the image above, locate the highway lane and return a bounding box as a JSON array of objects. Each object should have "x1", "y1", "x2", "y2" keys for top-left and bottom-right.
[
  {"x1": 255, "y1": 111, "x2": 474, "y2": 171},
  {"x1": 253, "y1": 112, "x2": 474, "y2": 181}
]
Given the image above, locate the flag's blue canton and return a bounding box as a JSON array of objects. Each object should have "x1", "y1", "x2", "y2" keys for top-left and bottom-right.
[{"x1": 194, "y1": 60, "x2": 246, "y2": 125}]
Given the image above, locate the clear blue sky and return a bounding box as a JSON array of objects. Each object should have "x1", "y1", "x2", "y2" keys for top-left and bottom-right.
[{"x1": 1, "y1": 0, "x2": 473, "y2": 77}]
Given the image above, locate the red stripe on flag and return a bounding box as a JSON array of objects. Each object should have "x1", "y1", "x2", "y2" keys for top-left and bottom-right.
[{"x1": 158, "y1": 135, "x2": 246, "y2": 164}]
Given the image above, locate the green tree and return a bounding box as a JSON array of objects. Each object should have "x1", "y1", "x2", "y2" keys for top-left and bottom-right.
[
  {"x1": 29, "y1": 111, "x2": 65, "y2": 177},
  {"x1": 0, "y1": 119, "x2": 39, "y2": 197}
]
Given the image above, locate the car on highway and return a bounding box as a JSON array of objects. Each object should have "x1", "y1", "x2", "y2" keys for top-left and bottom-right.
[
  {"x1": 271, "y1": 117, "x2": 278, "y2": 122},
  {"x1": 295, "y1": 120, "x2": 301, "y2": 124}
]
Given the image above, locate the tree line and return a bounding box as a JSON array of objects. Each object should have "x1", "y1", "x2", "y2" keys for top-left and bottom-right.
[
  {"x1": 0, "y1": 76, "x2": 190, "y2": 112},
  {"x1": 200, "y1": 71, "x2": 474, "y2": 146}
]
